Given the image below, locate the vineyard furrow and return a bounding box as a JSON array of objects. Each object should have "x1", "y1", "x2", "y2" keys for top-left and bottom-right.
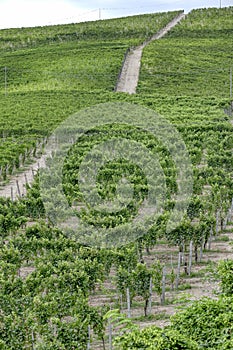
[{"x1": 0, "y1": 152, "x2": 47, "y2": 200}]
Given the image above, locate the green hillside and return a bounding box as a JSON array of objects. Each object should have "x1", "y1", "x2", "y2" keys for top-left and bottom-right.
[
  {"x1": 0, "y1": 11, "x2": 181, "y2": 176},
  {"x1": 0, "y1": 11, "x2": 180, "y2": 94},
  {"x1": 138, "y1": 7, "x2": 233, "y2": 98},
  {"x1": 0, "y1": 7, "x2": 233, "y2": 349}
]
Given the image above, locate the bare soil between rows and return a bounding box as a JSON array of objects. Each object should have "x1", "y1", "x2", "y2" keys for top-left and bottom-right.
[{"x1": 89, "y1": 230, "x2": 233, "y2": 349}]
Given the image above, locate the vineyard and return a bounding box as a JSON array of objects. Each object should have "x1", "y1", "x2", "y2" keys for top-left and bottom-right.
[
  {"x1": 0, "y1": 10, "x2": 180, "y2": 183},
  {"x1": 0, "y1": 5, "x2": 233, "y2": 350}
]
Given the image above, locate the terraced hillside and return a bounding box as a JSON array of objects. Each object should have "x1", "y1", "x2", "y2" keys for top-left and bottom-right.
[{"x1": 0, "y1": 7, "x2": 232, "y2": 350}]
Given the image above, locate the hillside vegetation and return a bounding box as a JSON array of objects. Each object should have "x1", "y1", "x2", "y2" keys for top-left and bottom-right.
[
  {"x1": 0, "y1": 11, "x2": 180, "y2": 178},
  {"x1": 0, "y1": 7, "x2": 233, "y2": 349},
  {"x1": 138, "y1": 7, "x2": 233, "y2": 98}
]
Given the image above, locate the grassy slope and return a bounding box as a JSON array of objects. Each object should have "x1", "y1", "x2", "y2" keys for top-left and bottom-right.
[
  {"x1": 138, "y1": 7, "x2": 233, "y2": 98},
  {"x1": 130, "y1": 7, "x2": 233, "y2": 182},
  {"x1": 0, "y1": 8, "x2": 232, "y2": 190},
  {"x1": 0, "y1": 11, "x2": 180, "y2": 172},
  {"x1": 0, "y1": 11, "x2": 180, "y2": 94}
]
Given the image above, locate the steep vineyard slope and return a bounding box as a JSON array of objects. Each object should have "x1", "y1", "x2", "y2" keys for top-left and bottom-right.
[
  {"x1": 0, "y1": 11, "x2": 181, "y2": 194},
  {"x1": 0, "y1": 7, "x2": 232, "y2": 350},
  {"x1": 138, "y1": 6, "x2": 233, "y2": 98}
]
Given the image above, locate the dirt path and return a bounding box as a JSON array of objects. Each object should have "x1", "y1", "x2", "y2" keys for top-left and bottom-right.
[
  {"x1": 115, "y1": 12, "x2": 186, "y2": 94},
  {"x1": 0, "y1": 153, "x2": 47, "y2": 200}
]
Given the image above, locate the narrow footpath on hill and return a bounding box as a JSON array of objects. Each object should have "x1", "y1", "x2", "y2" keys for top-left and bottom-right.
[{"x1": 115, "y1": 12, "x2": 186, "y2": 94}]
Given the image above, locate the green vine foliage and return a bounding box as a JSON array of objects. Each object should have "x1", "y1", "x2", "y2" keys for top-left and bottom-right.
[
  {"x1": 0, "y1": 6, "x2": 232, "y2": 348},
  {"x1": 114, "y1": 326, "x2": 199, "y2": 349},
  {"x1": 217, "y1": 259, "x2": 233, "y2": 297},
  {"x1": 170, "y1": 296, "x2": 233, "y2": 349}
]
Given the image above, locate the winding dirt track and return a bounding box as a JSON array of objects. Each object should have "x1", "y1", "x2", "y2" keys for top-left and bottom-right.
[{"x1": 115, "y1": 12, "x2": 186, "y2": 94}]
